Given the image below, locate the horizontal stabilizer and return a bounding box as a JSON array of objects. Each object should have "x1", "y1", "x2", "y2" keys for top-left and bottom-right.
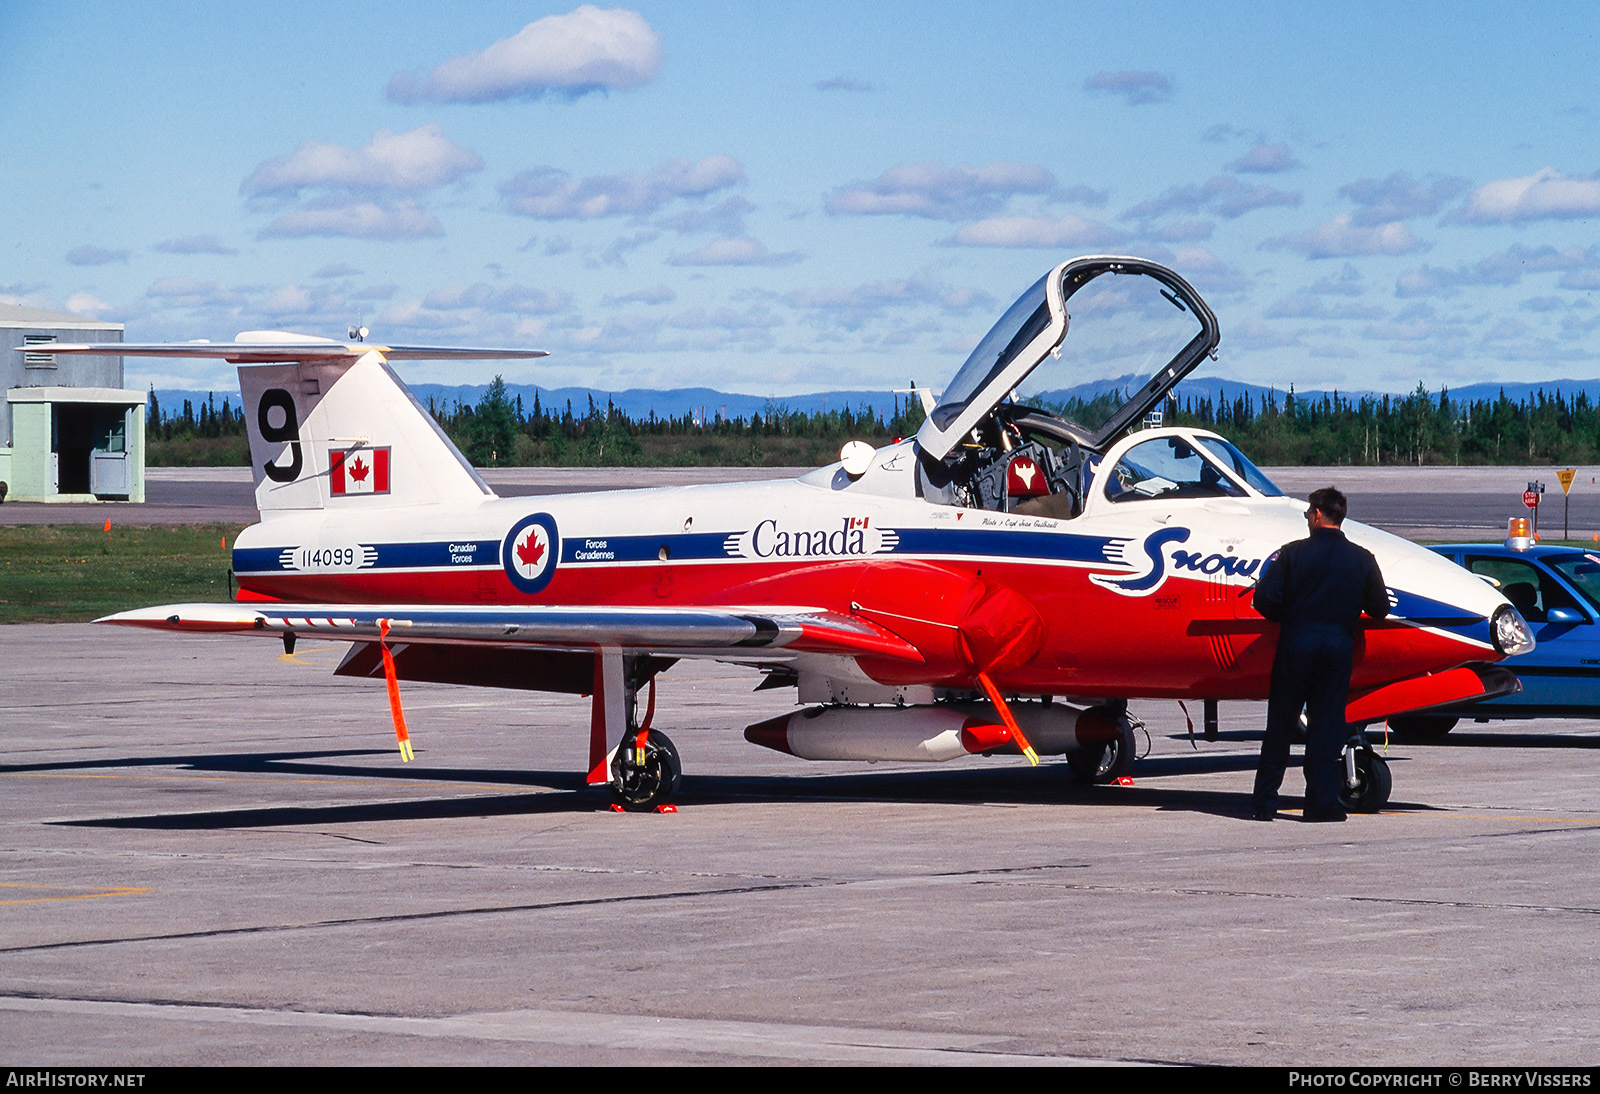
[{"x1": 22, "y1": 339, "x2": 547, "y2": 364}]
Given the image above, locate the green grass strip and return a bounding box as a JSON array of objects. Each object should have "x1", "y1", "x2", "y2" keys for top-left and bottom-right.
[{"x1": 0, "y1": 523, "x2": 246, "y2": 624}]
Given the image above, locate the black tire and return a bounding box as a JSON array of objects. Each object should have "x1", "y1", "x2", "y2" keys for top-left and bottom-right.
[
  {"x1": 1064, "y1": 743, "x2": 1108, "y2": 784},
  {"x1": 1064, "y1": 717, "x2": 1137, "y2": 785},
  {"x1": 611, "y1": 730, "x2": 681, "y2": 809},
  {"x1": 1387, "y1": 714, "x2": 1458, "y2": 740},
  {"x1": 1101, "y1": 720, "x2": 1137, "y2": 781},
  {"x1": 1339, "y1": 748, "x2": 1392, "y2": 814}
]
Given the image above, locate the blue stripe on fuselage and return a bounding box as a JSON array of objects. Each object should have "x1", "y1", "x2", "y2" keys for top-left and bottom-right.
[{"x1": 233, "y1": 526, "x2": 1124, "y2": 573}]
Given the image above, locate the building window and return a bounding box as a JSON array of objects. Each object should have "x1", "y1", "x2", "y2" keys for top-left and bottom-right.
[{"x1": 23, "y1": 334, "x2": 57, "y2": 367}]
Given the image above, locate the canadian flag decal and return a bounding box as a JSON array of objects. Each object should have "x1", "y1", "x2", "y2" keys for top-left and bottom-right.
[{"x1": 330, "y1": 447, "x2": 391, "y2": 496}]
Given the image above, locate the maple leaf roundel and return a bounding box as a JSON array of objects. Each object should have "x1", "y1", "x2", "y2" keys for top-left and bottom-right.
[{"x1": 501, "y1": 513, "x2": 560, "y2": 595}]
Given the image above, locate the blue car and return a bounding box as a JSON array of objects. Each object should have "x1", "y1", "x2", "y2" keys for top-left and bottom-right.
[{"x1": 1393, "y1": 542, "x2": 1600, "y2": 736}]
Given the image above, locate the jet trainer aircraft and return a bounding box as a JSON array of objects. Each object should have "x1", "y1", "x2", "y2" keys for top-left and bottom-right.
[{"x1": 35, "y1": 256, "x2": 1535, "y2": 812}]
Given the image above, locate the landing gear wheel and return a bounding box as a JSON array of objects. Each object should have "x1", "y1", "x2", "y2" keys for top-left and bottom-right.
[
  {"x1": 1387, "y1": 714, "x2": 1457, "y2": 740},
  {"x1": 1064, "y1": 714, "x2": 1139, "y2": 784},
  {"x1": 1064, "y1": 743, "x2": 1108, "y2": 784},
  {"x1": 611, "y1": 731, "x2": 681, "y2": 810},
  {"x1": 1339, "y1": 746, "x2": 1392, "y2": 814}
]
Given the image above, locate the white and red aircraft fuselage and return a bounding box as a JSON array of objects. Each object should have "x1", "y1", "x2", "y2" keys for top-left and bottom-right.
[{"x1": 36, "y1": 257, "x2": 1532, "y2": 810}]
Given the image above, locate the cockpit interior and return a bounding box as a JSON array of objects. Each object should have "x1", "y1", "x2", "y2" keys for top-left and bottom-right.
[{"x1": 909, "y1": 256, "x2": 1281, "y2": 518}]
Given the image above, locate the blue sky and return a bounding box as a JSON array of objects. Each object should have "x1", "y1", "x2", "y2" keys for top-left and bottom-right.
[{"x1": 3, "y1": 2, "x2": 1598, "y2": 396}]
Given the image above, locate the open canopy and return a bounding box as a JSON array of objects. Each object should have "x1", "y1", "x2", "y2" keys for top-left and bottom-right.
[{"x1": 916, "y1": 256, "x2": 1220, "y2": 460}]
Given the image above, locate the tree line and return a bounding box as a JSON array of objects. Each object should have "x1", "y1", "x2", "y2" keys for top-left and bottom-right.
[
  {"x1": 1162, "y1": 384, "x2": 1600, "y2": 466},
  {"x1": 143, "y1": 380, "x2": 1600, "y2": 467}
]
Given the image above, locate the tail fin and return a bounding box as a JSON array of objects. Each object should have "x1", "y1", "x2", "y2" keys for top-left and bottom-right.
[
  {"x1": 238, "y1": 347, "x2": 491, "y2": 514},
  {"x1": 24, "y1": 331, "x2": 547, "y2": 516}
]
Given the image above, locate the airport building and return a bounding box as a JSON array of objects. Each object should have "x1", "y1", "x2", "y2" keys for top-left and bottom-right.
[{"x1": 0, "y1": 304, "x2": 145, "y2": 503}]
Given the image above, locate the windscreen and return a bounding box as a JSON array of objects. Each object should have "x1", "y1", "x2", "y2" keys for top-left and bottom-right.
[
  {"x1": 1019, "y1": 271, "x2": 1205, "y2": 438},
  {"x1": 930, "y1": 273, "x2": 1052, "y2": 430},
  {"x1": 1104, "y1": 435, "x2": 1247, "y2": 502},
  {"x1": 1195, "y1": 436, "x2": 1284, "y2": 496}
]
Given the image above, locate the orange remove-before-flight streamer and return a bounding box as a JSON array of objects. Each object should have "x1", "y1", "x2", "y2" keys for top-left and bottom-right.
[{"x1": 377, "y1": 618, "x2": 415, "y2": 762}]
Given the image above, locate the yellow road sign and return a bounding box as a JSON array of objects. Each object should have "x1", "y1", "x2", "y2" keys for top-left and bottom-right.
[{"x1": 1558, "y1": 468, "x2": 1577, "y2": 495}]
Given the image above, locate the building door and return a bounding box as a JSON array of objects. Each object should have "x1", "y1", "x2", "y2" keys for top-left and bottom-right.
[{"x1": 53, "y1": 404, "x2": 128, "y2": 497}]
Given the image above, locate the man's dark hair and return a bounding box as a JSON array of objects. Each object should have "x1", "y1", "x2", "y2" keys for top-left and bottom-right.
[{"x1": 1308, "y1": 486, "x2": 1347, "y2": 525}]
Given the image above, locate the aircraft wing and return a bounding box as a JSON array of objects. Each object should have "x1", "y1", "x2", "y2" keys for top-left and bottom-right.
[{"x1": 95, "y1": 602, "x2": 923, "y2": 663}]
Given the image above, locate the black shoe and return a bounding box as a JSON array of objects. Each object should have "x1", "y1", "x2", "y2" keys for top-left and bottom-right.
[
  {"x1": 1250, "y1": 808, "x2": 1275, "y2": 822},
  {"x1": 1302, "y1": 809, "x2": 1348, "y2": 823}
]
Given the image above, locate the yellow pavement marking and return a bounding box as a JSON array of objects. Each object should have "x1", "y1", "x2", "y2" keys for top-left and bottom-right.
[
  {"x1": 0, "y1": 883, "x2": 150, "y2": 907},
  {"x1": 1409, "y1": 811, "x2": 1600, "y2": 825},
  {"x1": 277, "y1": 645, "x2": 346, "y2": 667}
]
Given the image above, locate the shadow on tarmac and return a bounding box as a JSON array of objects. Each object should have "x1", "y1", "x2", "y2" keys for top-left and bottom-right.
[
  {"x1": 34, "y1": 746, "x2": 1439, "y2": 829},
  {"x1": 1411, "y1": 729, "x2": 1600, "y2": 749}
]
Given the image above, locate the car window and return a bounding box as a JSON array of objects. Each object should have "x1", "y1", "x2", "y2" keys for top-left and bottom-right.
[
  {"x1": 1543, "y1": 553, "x2": 1600, "y2": 614},
  {"x1": 1465, "y1": 556, "x2": 1583, "y2": 623}
]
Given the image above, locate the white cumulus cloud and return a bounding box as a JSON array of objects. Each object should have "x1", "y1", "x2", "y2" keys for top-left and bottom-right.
[
  {"x1": 64, "y1": 292, "x2": 113, "y2": 318},
  {"x1": 243, "y1": 125, "x2": 483, "y2": 196},
  {"x1": 388, "y1": 6, "x2": 661, "y2": 104},
  {"x1": 1266, "y1": 214, "x2": 1426, "y2": 259},
  {"x1": 1229, "y1": 142, "x2": 1299, "y2": 174},
  {"x1": 501, "y1": 155, "x2": 743, "y2": 219},
  {"x1": 155, "y1": 235, "x2": 238, "y2": 255},
  {"x1": 1340, "y1": 172, "x2": 1469, "y2": 225},
  {"x1": 667, "y1": 236, "x2": 799, "y2": 266},
  {"x1": 1125, "y1": 176, "x2": 1301, "y2": 221},
  {"x1": 826, "y1": 162, "x2": 1058, "y2": 221},
  {"x1": 420, "y1": 283, "x2": 572, "y2": 314},
  {"x1": 258, "y1": 198, "x2": 444, "y2": 240},
  {"x1": 1448, "y1": 167, "x2": 1600, "y2": 224},
  {"x1": 945, "y1": 214, "x2": 1126, "y2": 249},
  {"x1": 145, "y1": 278, "x2": 244, "y2": 308}
]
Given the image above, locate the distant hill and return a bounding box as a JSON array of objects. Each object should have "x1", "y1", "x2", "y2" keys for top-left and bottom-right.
[
  {"x1": 147, "y1": 375, "x2": 1600, "y2": 425},
  {"x1": 148, "y1": 383, "x2": 918, "y2": 423}
]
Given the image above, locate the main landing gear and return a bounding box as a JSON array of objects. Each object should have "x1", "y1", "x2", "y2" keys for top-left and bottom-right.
[
  {"x1": 611, "y1": 729, "x2": 681, "y2": 810},
  {"x1": 592, "y1": 652, "x2": 681, "y2": 811},
  {"x1": 1065, "y1": 703, "x2": 1142, "y2": 784},
  {"x1": 1339, "y1": 735, "x2": 1392, "y2": 814}
]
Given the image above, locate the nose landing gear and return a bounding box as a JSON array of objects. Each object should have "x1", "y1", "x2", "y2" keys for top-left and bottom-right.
[{"x1": 1339, "y1": 738, "x2": 1392, "y2": 813}]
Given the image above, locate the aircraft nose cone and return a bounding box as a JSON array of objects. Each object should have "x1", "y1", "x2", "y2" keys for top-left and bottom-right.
[{"x1": 1491, "y1": 604, "x2": 1536, "y2": 657}]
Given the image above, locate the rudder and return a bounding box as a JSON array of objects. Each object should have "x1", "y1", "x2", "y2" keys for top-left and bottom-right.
[{"x1": 239, "y1": 347, "x2": 493, "y2": 514}]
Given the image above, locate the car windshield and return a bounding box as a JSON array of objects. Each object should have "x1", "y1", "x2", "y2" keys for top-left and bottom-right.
[{"x1": 1545, "y1": 553, "x2": 1600, "y2": 612}]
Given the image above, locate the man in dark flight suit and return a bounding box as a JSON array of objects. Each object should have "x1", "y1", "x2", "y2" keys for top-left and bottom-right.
[{"x1": 1252, "y1": 487, "x2": 1390, "y2": 822}]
